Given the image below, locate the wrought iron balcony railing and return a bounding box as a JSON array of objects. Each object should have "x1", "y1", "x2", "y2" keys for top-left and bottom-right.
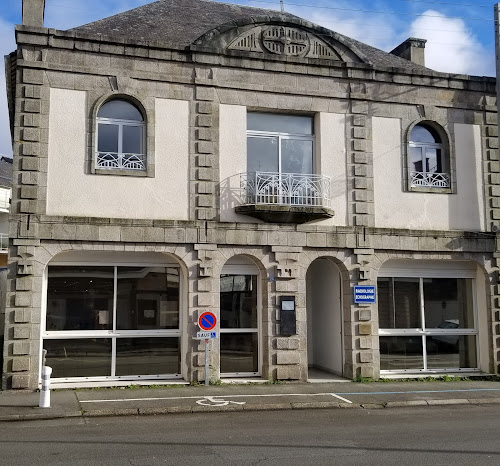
[
  {"x1": 410, "y1": 171, "x2": 450, "y2": 188},
  {"x1": 240, "y1": 172, "x2": 331, "y2": 208},
  {"x1": 96, "y1": 152, "x2": 146, "y2": 170}
]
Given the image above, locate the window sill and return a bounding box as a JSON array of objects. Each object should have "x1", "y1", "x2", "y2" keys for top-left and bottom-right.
[
  {"x1": 409, "y1": 186, "x2": 453, "y2": 194},
  {"x1": 94, "y1": 168, "x2": 149, "y2": 177}
]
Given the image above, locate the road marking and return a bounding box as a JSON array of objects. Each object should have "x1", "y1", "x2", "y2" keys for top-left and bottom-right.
[
  {"x1": 330, "y1": 393, "x2": 352, "y2": 403},
  {"x1": 78, "y1": 388, "x2": 500, "y2": 404},
  {"x1": 79, "y1": 392, "x2": 351, "y2": 404},
  {"x1": 196, "y1": 396, "x2": 246, "y2": 406}
]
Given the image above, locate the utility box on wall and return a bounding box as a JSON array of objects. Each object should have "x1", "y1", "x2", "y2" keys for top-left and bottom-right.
[{"x1": 279, "y1": 296, "x2": 296, "y2": 336}]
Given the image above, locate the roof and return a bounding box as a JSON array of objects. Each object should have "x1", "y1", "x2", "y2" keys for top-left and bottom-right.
[{"x1": 72, "y1": 0, "x2": 430, "y2": 73}]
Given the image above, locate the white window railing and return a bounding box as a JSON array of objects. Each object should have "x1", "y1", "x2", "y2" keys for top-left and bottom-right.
[
  {"x1": 96, "y1": 152, "x2": 146, "y2": 170},
  {"x1": 240, "y1": 172, "x2": 331, "y2": 208},
  {"x1": 410, "y1": 171, "x2": 450, "y2": 188}
]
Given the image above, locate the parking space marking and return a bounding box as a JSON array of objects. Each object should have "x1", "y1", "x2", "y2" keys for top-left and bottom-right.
[
  {"x1": 332, "y1": 388, "x2": 500, "y2": 396},
  {"x1": 79, "y1": 392, "x2": 352, "y2": 404}
]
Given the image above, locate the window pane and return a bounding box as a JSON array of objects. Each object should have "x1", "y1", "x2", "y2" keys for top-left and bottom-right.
[
  {"x1": 220, "y1": 333, "x2": 258, "y2": 373},
  {"x1": 426, "y1": 335, "x2": 477, "y2": 369},
  {"x1": 248, "y1": 113, "x2": 313, "y2": 135},
  {"x1": 281, "y1": 139, "x2": 313, "y2": 174},
  {"x1": 44, "y1": 339, "x2": 112, "y2": 378},
  {"x1": 410, "y1": 125, "x2": 439, "y2": 144},
  {"x1": 122, "y1": 125, "x2": 143, "y2": 154},
  {"x1": 116, "y1": 267, "x2": 179, "y2": 330},
  {"x1": 220, "y1": 275, "x2": 258, "y2": 329},
  {"x1": 97, "y1": 100, "x2": 143, "y2": 121},
  {"x1": 410, "y1": 146, "x2": 423, "y2": 172},
  {"x1": 247, "y1": 136, "x2": 279, "y2": 173},
  {"x1": 379, "y1": 336, "x2": 424, "y2": 371},
  {"x1": 423, "y1": 278, "x2": 474, "y2": 329},
  {"x1": 46, "y1": 266, "x2": 114, "y2": 331},
  {"x1": 378, "y1": 278, "x2": 420, "y2": 329},
  {"x1": 97, "y1": 124, "x2": 119, "y2": 153},
  {"x1": 425, "y1": 148, "x2": 438, "y2": 173},
  {"x1": 115, "y1": 337, "x2": 180, "y2": 376}
]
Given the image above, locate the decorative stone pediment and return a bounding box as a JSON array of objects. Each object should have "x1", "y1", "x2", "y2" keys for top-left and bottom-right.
[{"x1": 228, "y1": 26, "x2": 341, "y2": 60}]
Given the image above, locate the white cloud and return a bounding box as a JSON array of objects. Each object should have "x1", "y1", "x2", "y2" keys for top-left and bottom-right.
[{"x1": 408, "y1": 10, "x2": 495, "y2": 76}]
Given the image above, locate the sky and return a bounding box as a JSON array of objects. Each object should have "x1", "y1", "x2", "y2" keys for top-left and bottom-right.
[{"x1": 0, "y1": 0, "x2": 499, "y2": 156}]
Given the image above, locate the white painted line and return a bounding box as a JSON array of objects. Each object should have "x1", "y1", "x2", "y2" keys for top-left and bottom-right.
[
  {"x1": 80, "y1": 392, "x2": 343, "y2": 404},
  {"x1": 330, "y1": 393, "x2": 352, "y2": 404}
]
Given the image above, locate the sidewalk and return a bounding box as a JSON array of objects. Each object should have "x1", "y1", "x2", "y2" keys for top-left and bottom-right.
[{"x1": 1, "y1": 380, "x2": 500, "y2": 422}]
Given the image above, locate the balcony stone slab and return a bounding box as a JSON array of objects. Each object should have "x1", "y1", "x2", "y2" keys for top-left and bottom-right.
[{"x1": 235, "y1": 204, "x2": 334, "y2": 223}]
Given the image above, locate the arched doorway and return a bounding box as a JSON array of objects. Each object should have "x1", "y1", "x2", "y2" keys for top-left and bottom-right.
[
  {"x1": 220, "y1": 255, "x2": 261, "y2": 377},
  {"x1": 306, "y1": 258, "x2": 344, "y2": 379}
]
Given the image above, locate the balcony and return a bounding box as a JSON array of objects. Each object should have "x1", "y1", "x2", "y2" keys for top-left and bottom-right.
[
  {"x1": 96, "y1": 152, "x2": 146, "y2": 170},
  {"x1": 236, "y1": 172, "x2": 334, "y2": 223},
  {"x1": 410, "y1": 171, "x2": 450, "y2": 188}
]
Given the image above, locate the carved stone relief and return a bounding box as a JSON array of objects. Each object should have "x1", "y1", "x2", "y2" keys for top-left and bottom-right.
[{"x1": 228, "y1": 26, "x2": 341, "y2": 60}]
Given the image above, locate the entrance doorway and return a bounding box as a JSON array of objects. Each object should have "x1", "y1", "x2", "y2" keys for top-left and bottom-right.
[
  {"x1": 220, "y1": 256, "x2": 261, "y2": 377},
  {"x1": 306, "y1": 258, "x2": 343, "y2": 380}
]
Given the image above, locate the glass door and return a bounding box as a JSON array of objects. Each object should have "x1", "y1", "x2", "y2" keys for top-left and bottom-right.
[{"x1": 219, "y1": 274, "x2": 259, "y2": 376}]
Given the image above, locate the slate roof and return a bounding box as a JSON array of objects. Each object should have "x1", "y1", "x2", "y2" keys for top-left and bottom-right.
[{"x1": 73, "y1": 0, "x2": 430, "y2": 73}]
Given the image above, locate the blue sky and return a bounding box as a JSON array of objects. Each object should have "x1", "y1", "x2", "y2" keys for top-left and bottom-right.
[{"x1": 0, "y1": 0, "x2": 498, "y2": 155}]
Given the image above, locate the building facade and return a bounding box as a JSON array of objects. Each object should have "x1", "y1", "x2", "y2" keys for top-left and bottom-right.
[{"x1": 2, "y1": 0, "x2": 500, "y2": 389}]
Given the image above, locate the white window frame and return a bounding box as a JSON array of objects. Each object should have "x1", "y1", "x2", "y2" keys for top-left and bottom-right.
[
  {"x1": 378, "y1": 265, "x2": 479, "y2": 374},
  {"x1": 246, "y1": 131, "x2": 316, "y2": 175},
  {"x1": 40, "y1": 261, "x2": 184, "y2": 385},
  {"x1": 219, "y1": 263, "x2": 262, "y2": 378},
  {"x1": 96, "y1": 108, "x2": 146, "y2": 171},
  {"x1": 408, "y1": 124, "x2": 450, "y2": 189}
]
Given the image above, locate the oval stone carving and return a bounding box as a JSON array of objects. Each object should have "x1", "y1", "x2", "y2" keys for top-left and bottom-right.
[{"x1": 262, "y1": 27, "x2": 310, "y2": 57}]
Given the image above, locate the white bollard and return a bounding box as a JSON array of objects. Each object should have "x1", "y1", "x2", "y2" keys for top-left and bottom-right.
[{"x1": 39, "y1": 366, "x2": 52, "y2": 408}]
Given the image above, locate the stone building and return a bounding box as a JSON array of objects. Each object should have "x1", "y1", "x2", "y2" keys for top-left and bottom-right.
[{"x1": 2, "y1": 0, "x2": 499, "y2": 390}]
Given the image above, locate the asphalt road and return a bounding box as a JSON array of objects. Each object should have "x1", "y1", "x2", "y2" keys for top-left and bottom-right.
[{"x1": 1, "y1": 405, "x2": 499, "y2": 465}]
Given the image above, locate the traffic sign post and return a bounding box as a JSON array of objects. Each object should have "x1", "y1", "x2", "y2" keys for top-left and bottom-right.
[{"x1": 197, "y1": 312, "x2": 217, "y2": 386}]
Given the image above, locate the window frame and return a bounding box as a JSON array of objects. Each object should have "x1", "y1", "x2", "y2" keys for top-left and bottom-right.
[
  {"x1": 41, "y1": 262, "x2": 183, "y2": 384},
  {"x1": 246, "y1": 113, "x2": 316, "y2": 175},
  {"x1": 90, "y1": 94, "x2": 154, "y2": 178},
  {"x1": 377, "y1": 275, "x2": 479, "y2": 374},
  {"x1": 405, "y1": 120, "x2": 454, "y2": 194}
]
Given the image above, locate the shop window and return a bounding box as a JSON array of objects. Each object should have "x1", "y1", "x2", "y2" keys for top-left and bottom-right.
[
  {"x1": 408, "y1": 123, "x2": 450, "y2": 190},
  {"x1": 95, "y1": 99, "x2": 146, "y2": 172},
  {"x1": 44, "y1": 265, "x2": 181, "y2": 381},
  {"x1": 378, "y1": 276, "x2": 477, "y2": 373}
]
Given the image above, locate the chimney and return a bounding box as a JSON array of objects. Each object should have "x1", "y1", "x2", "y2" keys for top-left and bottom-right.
[
  {"x1": 390, "y1": 38, "x2": 427, "y2": 67},
  {"x1": 22, "y1": 0, "x2": 46, "y2": 28}
]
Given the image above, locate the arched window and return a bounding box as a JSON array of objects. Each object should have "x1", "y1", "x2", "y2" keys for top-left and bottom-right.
[
  {"x1": 409, "y1": 123, "x2": 450, "y2": 188},
  {"x1": 96, "y1": 99, "x2": 146, "y2": 171}
]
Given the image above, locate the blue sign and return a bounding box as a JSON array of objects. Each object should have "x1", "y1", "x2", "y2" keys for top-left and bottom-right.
[{"x1": 354, "y1": 286, "x2": 376, "y2": 304}]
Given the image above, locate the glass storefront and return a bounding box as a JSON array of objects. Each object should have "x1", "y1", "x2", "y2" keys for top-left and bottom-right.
[
  {"x1": 43, "y1": 265, "x2": 181, "y2": 381},
  {"x1": 378, "y1": 275, "x2": 478, "y2": 373}
]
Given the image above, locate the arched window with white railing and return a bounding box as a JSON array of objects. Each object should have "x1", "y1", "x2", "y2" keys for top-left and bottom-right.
[
  {"x1": 409, "y1": 123, "x2": 450, "y2": 189},
  {"x1": 96, "y1": 99, "x2": 146, "y2": 171}
]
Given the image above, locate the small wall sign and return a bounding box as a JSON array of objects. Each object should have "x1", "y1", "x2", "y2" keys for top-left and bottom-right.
[{"x1": 353, "y1": 286, "x2": 376, "y2": 304}]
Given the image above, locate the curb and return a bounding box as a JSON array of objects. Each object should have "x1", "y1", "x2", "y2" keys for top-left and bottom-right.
[{"x1": 1, "y1": 398, "x2": 499, "y2": 422}]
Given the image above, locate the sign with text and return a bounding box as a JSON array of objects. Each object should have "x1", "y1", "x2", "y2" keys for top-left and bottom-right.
[
  {"x1": 353, "y1": 286, "x2": 376, "y2": 304},
  {"x1": 196, "y1": 331, "x2": 218, "y2": 339}
]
